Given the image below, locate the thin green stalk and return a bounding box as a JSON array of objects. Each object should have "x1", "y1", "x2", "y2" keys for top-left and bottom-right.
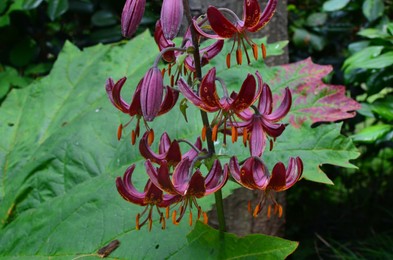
[{"x1": 183, "y1": 0, "x2": 226, "y2": 232}]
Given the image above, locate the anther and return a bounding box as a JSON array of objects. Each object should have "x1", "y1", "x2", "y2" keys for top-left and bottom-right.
[
  {"x1": 170, "y1": 75, "x2": 175, "y2": 87},
  {"x1": 247, "y1": 201, "x2": 252, "y2": 214},
  {"x1": 231, "y1": 126, "x2": 238, "y2": 143},
  {"x1": 131, "y1": 130, "x2": 136, "y2": 145},
  {"x1": 212, "y1": 124, "x2": 219, "y2": 141},
  {"x1": 117, "y1": 124, "x2": 123, "y2": 140},
  {"x1": 267, "y1": 205, "x2": 272, "y2": 219},
  {"x1": 226, "y1": 53, "x2": 231, "y2": 68},
  {"x1": 201, "y1": 125, "x2": 207, "y2": 141},
  {"x1": 148, "y1": 129, "x2": 155, "y2": 146},
  {"x1": 253, "y1": 204, "x2": 261, "y2": 218},
  {"x1": 252, "y1": 43, "x2": 258, "y2": 60},
  {"x1": 136, "y1": 213, "x2": 141, "y2": 230},
  {"x1": 161, "y1": 68, "x2": 166, "y2": 77},
  {"x1": 168, "y1": 63, "x2": 172, "y2": 76},
  {"x1": 148, "y1": 218, "x2": 153, "y2": 231},
  {"x1": 166, "y1": 207, "x2": 170, "y2": 219},
  {"x1": 236, "y1": 48, "x2": 243, "y2": 65},
  {"x1": 243, "y1": 128, "x2": 248, "y2": 146},
  {"x1": 203, "y1": 212, "x2": 208, "y2": 224},
  {"x1": 172, "y1": 210, "x2": 178, "y2": 225},
  {"x1": 197, "y1": 206, "x2": 202, "y2": 220},
  {"x1": 269, "y1": 139, "x2": 273, "y2": 151},
  {"x1": 261, "y1": 43, "x2": 267, "y2": 59}
]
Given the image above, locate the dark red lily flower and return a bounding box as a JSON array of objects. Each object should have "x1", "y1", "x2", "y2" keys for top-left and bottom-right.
[
  {"x1": 145, "y1": 158, "x2": 228, "y2": 225},
  {"x1": 154, "y1": 21, "x2": 224, "y2": 74},
  {"x1": 116, "y1": 164, "x2": 181, "y2": 231},
  {"x1": 139, "y1": 132, "x2": 202, "y2": 167},
  {"x1": 229, "y1": 156, "x2": 303, "y2": 217},
  {"x1": 105, "y1": 76, "x2": 179, "y2": 143},
  {"x1": 235, "y1": 84, "x2": 292, "y2": 157},
  {"x1": 193, "y1": 0, "x2": 277, "y2": 65}
]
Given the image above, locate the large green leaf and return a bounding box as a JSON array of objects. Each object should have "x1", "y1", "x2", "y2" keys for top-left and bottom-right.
[{"x1": 0, "y1": 31, "x2": 297, "y2": 258}]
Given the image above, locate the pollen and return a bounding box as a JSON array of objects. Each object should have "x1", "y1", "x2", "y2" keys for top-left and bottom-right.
[
  {"x1": 226, "y1": 53, "x2": 231, "y2": 68},
  {"x1": 189, "y1": 211, "x2": 193, "y2": 226},
  {"x1": 131, "y1": 130, "x2": 136, "y2": 145},
  {"x1": 203, "y1": 212, "x2": 208, "y2": 224},
  {"x1": 201, "y1": 125, "x2": 207, "y2": 141},
  {"x1": 136, "y1": 213, "x2": 141, "y2": 230},
  {"x1": 172, "y1": 210, "x2": 179, "y2": 225},
  {"x1": 261, "y1": 43, "x2": 267, "y2": 59},
  {"x1": 252, "y1": 43, "x2": 258, "y2": 60},
  {"x1": 231, "y1": 126, "x2": 238, "y2": 143},
  {"x1": 243, "y1": 128, "x2": 248, "y2": 146},
  {"x1": 212, "y1": 124, "x2": 219, "y2": 141},
  {"x1": 236, "y1": 48, "x2": 243, "y2": 65},
  {"x1": 148, "y1": 129, "x2": 155, "y2": 146}
]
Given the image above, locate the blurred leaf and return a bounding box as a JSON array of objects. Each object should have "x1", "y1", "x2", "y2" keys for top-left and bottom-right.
[
  {"x1": 348, "y1": 41, "x2": 370, "y2": 54},
  {"x1": 47, "y1": 0, "x2": 69, "y2": 21},
  {"x1": 355, "y1": 51, "x2": 393, "y2": 69},
  {"x1": 351, "y1": 124, "x2": 393, "y2": 143},
  {"x1": 358, "y1": 28, "x2": 390, "y2": 39},
  {"x1": 362, "y1": 0, "x2": 384, "y2": 22},
  {"x1": 343, "y1": 46, "x2": 384, "y2": 73},
  {"x1": 89, "y1": 26, "x2": 122, "y2": 43},
  {"x1": 292, "y1": 28, "x2": 326, "y2": 51},
  {"x1": 22, "y1": 0, "x2": 44, "y2": 10},
  {"x1": 366, "y1": 68, "x2": 393, "y2": 95},
  {"x1": 0, "y1": 0, "x2": 24, "y2": 26},
  {"x1": 0, "y1": 0, "x2": 9, "y2": 13},
  {"x1": 24, "y1": 62, "x2": 52, "y2": 76},
  {"x1": 173, "y1": 222, "x2": 298, "y2": 259},
  {"x1": 0, "y1": 66, "x2": 31, "y2": 99},
  {"x1": 91, "y1": 10, "x2": 117, "y2": 27},
  {"x1": 371, "y1": 98, "x2": 393, "y2": 121},
  {"x1": 9, "y1": 38, "x2": 39, "y2": 67},
  {"x1": 68, "y1": 0, "x2": 94, "y2": 13},
  {"x1": 306, "y1": 13, "x2": 328, "y2": 27},
  {"x1": 323, "y1": 0, "x2": 350, "y2": 12}
]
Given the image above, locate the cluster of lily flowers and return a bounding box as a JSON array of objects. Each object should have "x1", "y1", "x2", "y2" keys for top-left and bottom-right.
[{"x1": 106, "y1": 0, "x2": 303, "y2": 231}]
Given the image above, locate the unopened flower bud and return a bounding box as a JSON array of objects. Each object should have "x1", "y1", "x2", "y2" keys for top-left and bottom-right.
[
  {"x1": 141, "y1": 67, "x2": 164, "y2": 121},
  {"x1": 160, "y1": 0, "x2": 184, "y2": 40},
  {"x1": 121, "y1": 0, "x2": 146, "y2": 38}
]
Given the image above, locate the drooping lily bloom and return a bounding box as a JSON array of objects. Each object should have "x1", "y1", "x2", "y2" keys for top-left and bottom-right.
[
  {"x1": 105, "y1": 76, "x2": 178, "y2": 142},
  {"x1": 145, "y1": 158, "x2": 228, "y2": 225},
  {"x1": 116, "y1": 164, "x2": 181, "y2": 231},
  {"x1": 141, "y1": 67, "x2": 164, "y2": 122},
  {"x1": 121, "y1": 0, "x2": 146, "y2": 38},
  {"x1": 178, "y1": 67, "x2": 262, "y2": 142},
  {"x1": 139, "y1": 132, "x2": 202, "y2": 167},
  {"x1": 236, "y1": 84, "x2": 292, "y2": 157},
  {"x1": 160, "y1": 0, "x2": 183, "y2": 40},
  {"x1": 154, "y1": 21, "x2": 224, "y2": 74},
  {"x1": 229, "y1": 156, "x2": 303, "y2": 217},
  {"x1": 193, "y1": 0, "x2": 277, "y2": 65}
]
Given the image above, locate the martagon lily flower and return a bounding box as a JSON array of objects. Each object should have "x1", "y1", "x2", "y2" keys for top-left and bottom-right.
[
  {"x1": 145, "y1": 158, "x2": 229, "y2": 225},
  {"x1": 230, "y1": 156, "x2": 303, "y2": 218},
  {"x1": 139, "y1": 131, "x2": 202, "y2": 167},
  {"x1": 105, "y1": 76, "x2": 178, "y2": 143},
  {"x1": 235, "y1": 83, "x2": 292, "y2": 157},
  {"x1": 193, "y1": 0, "x2": 277, "y2": 66},
  {"x1": 116, "y1": 164, "x2": 181, "y2": 231},
  {"x1": 178, "y1": 67, "x2": 262, "y2": 142}
]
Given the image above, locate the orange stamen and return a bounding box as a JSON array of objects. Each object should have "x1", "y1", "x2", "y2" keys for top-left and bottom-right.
[
  {"x1": 269, "y1": 139, "x2": 273, "y2": 151},
  {"x1": 201, "y1": 125, "x2": 207, "y2": 141},
  {"x1": 148, "y1": 129, "x2": 154, "y2": 146},
  {"x1": 197, "y1": 207, "x2": 202, "y2": 220},
  {"x1": 247, "y1": 201, "x2": 252, "y2": 214},
  {"x1": 161, "y1": 68, "x2": 166, "y2": 77},
  {"x1": 166, "y1": 207, "x2": 170, "y2": 219},
  {"x1": 277, "y1": 204, "x2": 283, "y2": 218},
  {"x1": 243, "y1": 128, "x2": 248, "y2": 146},
  {"x1": 252, "y1": 43, "x2": 258, "y2": 60},
  {"x1": 267, "y1": 205, "x2": 272, "y2": 219},
  {"x1": 226, "y1": 53, "x2": 231, "y2": 68},
  {"x1": 253, "y1": 204, "x2": 260, "y2": 218},
  {"x1": 261, "y1": 43, "x2": 267, "y2": 59},
  {"x1": 203, "y1": 212, "x2": 208, "y2": 224},
  {"x1": 117, "y1": 124, "x2": 123, "y2": 140},
  {"x1": 236, "y1": 48, "x2": 242, "y2": 65},
  {"x1": 170, "y1": 75, "x2": 174, "y2": 87},
  {"x1": 131, "y1": 130, "x2": 136, "y2": 145},
  {"x1": 212, "y1": 124, "x2": 218, "y2": 141},
  {"x1": 172, "y1": 210, "x2": 178, "y2": 225},
  {"x1": 161, "y1": 216, "x2": 166, "y2": 230},
  {"x1": 168, "y1": 63, "x2": 172, "y2": 76},
  {"x1": 231, "y1": 126, "x2": 238, "y2": 143}
]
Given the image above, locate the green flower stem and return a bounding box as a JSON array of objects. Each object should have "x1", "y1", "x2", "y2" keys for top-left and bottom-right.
[{"x1": 183, "y1": 0, "x2": 226, "y2": 232}]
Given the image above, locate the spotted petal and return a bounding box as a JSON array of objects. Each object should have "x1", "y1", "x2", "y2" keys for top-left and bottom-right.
[
  {"x1": 206, "y1": 6, "x2": 238, "y2": 38},
  {"x1": 243, "y1": 0, "x2": 261, "y2": 28},
  {"x1": 268, "y1": 157, "x2": 303, "y2": 191}
]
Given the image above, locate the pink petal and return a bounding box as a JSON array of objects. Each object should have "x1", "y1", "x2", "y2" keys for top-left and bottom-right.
[
  {"x1": 249, "y1": 117, "x2": 267, "y2": 157},
  {"x1": 178, "y1": 78, "x2": 219, "y2": 112},
  {"x1": 207, "y1": 6, "x2": 238, "y2": 38},
  {"x1": 121, "y1": 0, "x2": 146, "y2": 38},
  {"x1": 248, "y1": 0, "x2": 278, "y2": 32},
  {"x1": 266, "y1": 87, "x2": 292, "y2": 121},
  {"x1": 116, "y1": 164, "x2": 146, "y2": 206}
]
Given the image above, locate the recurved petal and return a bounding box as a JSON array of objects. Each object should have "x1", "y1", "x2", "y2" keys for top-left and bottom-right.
[
  {"x1": 158, "y1": 86, "x2": 179, "y2": 116},
  {"x1": 229, "y1": 156, "x2": 241, "y2": 183},
  {"x1": 205, "y1": 160, "x2": 228, "y2": 195},
  {"x1": 166, "y1": 140, "x2": 182, "y2": 166},
  {"x1": 199, "y1": 68, "x2": 221, "y2": 108},
  {"x1": 258, "y1": 83, "x2": 273, "y2": 114},
  {"x1": 178, "y1": 78, "x2": 219, "y2": 112},
  {"x1": 129, "y1": 78, "x2": 142, "y2": 116},
  {"x1": 116, "y1": 164, "x2": 146, "y2": 206},
  {"x1": 158, "y1": 132, "x2": 172, "y2": 154},
  {"x1": 187, "y1": 170, "x2": 207, "y2": 198},
  {"x1": 145, "y1": 160, "x2": 178, "y2": 195},
  {"x1": 143, "y1": 180, "x2": 164, "y2": 205},
  {"x1": 207, "y1": 6, "x2": 238, "y2": 38},
  {"x1": 139, "y1": 132, "x2": 166, "y2": 163},
  {"x1": 141, "y1": 67, "x2": 164, "y2": 121},
  {"x1": 154, "y1": 20, "x2": 176, "y2": 62},
  {"x1": 267, "y1": 157, "x2": 303, "y2": 191},
  {"x1": 243, "y1": 0, "x2": 261, "y2": 28},
  {"x1": 231, "y1": 73, "x2": 257, "y2": 112},
  {"x1": 160, "y1": 0, "x2": 184, "y2": 40},
  {"x1": 261, "y1": 118, "x2": 286, "y2": 137},
  {"x1": 182, "y1": 137, "x2": 202, "y2": 160},
  {"x1": 121, "y1": 0, "x2": 146, "y2": 38},
  {"x1": 249, "y1": 117, "x2": 267, "y2": 157},
  {"x1": 106, "y1": 77, "x2": 130, "y2": 113},
  {"x1": 238, "y1": 157, "x2": 260, "y2": 190},
  {"x1": 248, "y1": 0, "x2": 278, "y2": 32},
  {"x1": 172, "y1": 158, "x2": 192, "y2": 195},
  {"x1": 265, "y1": 87, "x2": 292, "y2": 121},
  {"x1": 200, "y1": 40, "x2": 224, "y2": 62}
]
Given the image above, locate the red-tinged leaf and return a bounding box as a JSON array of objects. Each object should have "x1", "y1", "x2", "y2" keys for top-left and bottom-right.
[{"x1": 271, "y1": 58, "x2": 361, "y2": 127}]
